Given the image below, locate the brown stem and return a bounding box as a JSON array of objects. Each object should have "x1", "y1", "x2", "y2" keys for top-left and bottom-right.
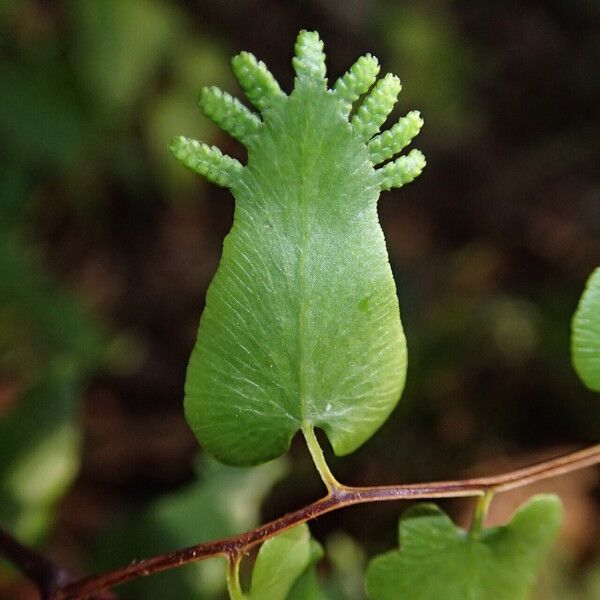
[{"x1": 49, "y1": 443, "x2": 600, "y2": 600}]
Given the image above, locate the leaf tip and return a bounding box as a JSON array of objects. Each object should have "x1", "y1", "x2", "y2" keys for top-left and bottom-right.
[{"x1": 293, "y1": 29, "x2": 327, "y2": 84}]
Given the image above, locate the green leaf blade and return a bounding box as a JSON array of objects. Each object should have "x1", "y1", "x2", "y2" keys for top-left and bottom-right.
[
  {"x1": 184, "y1": 82, "x2": 407, "y2": 464},
  {"x1": 179, "y1": 31, "x2": 423, "y2": 465},
  {"x1": 366, "y1": 495, "x2": 563, "y2": 600},
  {"x1": 572, "y1": 267, "x2": 600, "y2": 391}
]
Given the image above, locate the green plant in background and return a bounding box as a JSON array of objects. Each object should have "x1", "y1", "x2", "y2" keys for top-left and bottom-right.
[
  {"x1": 1, "y1": 28, "x2": 599, "y2": 600},
  {"x1": 365, "y1": 496, "x2": 562, "y2": 600},
  {"x1": 572, "y1": 268, "x2": 600, "y2": 392}
]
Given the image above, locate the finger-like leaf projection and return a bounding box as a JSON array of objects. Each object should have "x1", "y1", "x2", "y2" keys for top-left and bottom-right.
[
  {"x1": 572, "y1": 267, "x2": 600, "y2": 392},
  {"x1": 365, "y1": 495, "x2": 562, "y2": 600},
  {"x1": 171, "y1": 30, "x2": 425, "y2": 465}
]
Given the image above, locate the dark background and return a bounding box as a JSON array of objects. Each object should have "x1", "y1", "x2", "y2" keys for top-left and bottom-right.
[{"x1": 1, "y1": 1, "x2": 599, "y2": 598}]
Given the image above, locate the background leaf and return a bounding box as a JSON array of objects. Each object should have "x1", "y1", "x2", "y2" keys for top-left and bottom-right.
[
  {"x1": 287, "y1": 565, "x2": 329, "y2": 600},
  {"x1": 71, "y1": 0, "x2": 179, "y2": 115},
  {"x1": 0, "y1": 364, "x2": 80, "y2": 544},
  {"x1": 249, "y1": 523, "x2": 323, "y2": 600},
  {"x1": 366, "y1": 495, "x2": 563, "y2": 600},
  {"x1": 572, "y1": 267, "x2": 600, "y2": 391}
]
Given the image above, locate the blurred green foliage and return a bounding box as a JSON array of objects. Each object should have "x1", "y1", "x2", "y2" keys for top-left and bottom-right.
[
  {"x1": 379, "y1": 3, "x2": 479, "y2": 136},
  {"x1": 0, "y1": 363, "x2": 79, "y2": 544}
]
